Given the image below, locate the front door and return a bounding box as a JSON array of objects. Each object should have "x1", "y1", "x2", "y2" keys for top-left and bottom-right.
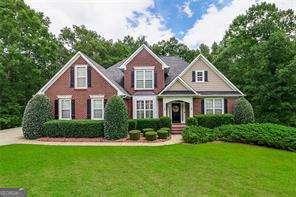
[{"x1": 172, "y1": 103, "x2": 181, "y2": 123}]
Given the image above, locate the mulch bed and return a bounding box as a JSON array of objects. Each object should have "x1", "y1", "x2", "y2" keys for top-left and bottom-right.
[{"x1": 38, "y1": 134, "x2": 171, "y2": 143}]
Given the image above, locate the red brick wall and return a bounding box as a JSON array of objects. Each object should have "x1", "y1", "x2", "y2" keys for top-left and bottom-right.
[
  {"x1": 124, "y1": 98, "x2": 133, "y2": 118},
  {"x1": 226, "y1": 97, "x2": 236, "y2": 113},
  {"x1": 123, "y1": 49, "x2": 165, "y2": 94},
  {"x1": 158, "y1": 98, "x2": 163, "y2": 117},
  {"x1": 45, "y1": 56, "x2": 117, "y2": 119},
  {"x1": 193, "y1": 98, "x2": 202, "y2": 115}
]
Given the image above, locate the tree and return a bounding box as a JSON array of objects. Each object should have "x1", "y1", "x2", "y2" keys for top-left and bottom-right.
[
  {"x1": 0, "y1": 0, "x2": 66, "y2": 123},
  {"x1": 22, "y1": 94, "x2": 53, "y2": 139},
  {"x1": 104, "y1": 96, "x2": 128, "y2": 139},
  {"x1": 213, "y1": 3, "x2": 296, "y2": 125}
]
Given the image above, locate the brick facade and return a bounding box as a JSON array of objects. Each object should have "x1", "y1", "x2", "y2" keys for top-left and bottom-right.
[
  {"x1": 123, "y1": 49, "x2": 165, "y2": 95},
  {"x1": 45, "y1": 57, "x2": 117, "y2": 119}
]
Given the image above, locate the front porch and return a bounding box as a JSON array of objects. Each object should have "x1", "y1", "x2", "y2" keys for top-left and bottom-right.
[{"x1": 162, "y1": 97, "x2": 193, "y2": 124}]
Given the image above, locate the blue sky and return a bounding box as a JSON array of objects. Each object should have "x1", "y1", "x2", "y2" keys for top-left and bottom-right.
[{"x1": 25, "y1": 0, "x2": 295, "y2": 48}]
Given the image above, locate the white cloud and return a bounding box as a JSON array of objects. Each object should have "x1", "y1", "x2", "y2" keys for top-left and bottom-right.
[
  {"x1": 25, "y1": 0, "x2": 173, "y2": 44},
  {"x1": 182, "y1": 0, "x2": 296, "y2": 48},
  {"x1": 181, "y1": 1, "x2": 194, "y2": 17}
]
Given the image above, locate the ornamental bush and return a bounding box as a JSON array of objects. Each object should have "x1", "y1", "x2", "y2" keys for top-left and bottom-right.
[
  {"x1": 128, "y1": 119, "x2": 137, "y2": 131},
  {"x1": 142, "y1": 128, "x2": 154, "y2": 135},
  {"x1": 22, "y1": 94, "x2": 53, "y2": 139},
  {"x1": 186, "y1": 114, "x2": 234, "y2": 128},
  {"x1": 159, "y1": 116, "x2": 172, "y2": 128},
  {"x1": 145, "y1": 131, "x2": 157, "y2": 141},
  {"x1": 0, "y1": 115, "x2": 22, "y2": 130},
  {"x1": 215, "y1": 123, "x2": 296, "y2": 151},
  {"x1": 129, "y1": 130, "x2": 141, "y2": 140},
  {"x1": 186, "y1": 117, "x2": 198, "y2": 126},
  {"x1": 43, "y1": 120, "x2": 104, "y2": 137},
  {"x1": 157, "y1": 129, "x2": 169, "y2": 139},
  {"x1": 234, "y1": 97, "x2": 255, "y2": 124},
  {"x1": 104, "y1": 96, "x2": 128, "y2": 140},
  {"x1": 182, "y1": 126, "x2": 214, "y2": 144}
]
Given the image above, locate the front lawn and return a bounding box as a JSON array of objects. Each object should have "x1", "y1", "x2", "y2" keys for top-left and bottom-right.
[{"x1": 0, "y1": 143, "x2": 295, "y2": 196}]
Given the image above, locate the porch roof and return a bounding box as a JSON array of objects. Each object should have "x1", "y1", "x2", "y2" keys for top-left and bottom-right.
[{"x1": 161, "y1": 90, "x2": 196, "y2": 95}]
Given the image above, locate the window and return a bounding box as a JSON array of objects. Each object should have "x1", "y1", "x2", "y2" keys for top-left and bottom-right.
[
  {"x1": 204, "y1": 98, "x2": 224, "y2": 114},
  {"x1": 75, "y1": 65, "x2": 87, "y2": 89},
  {"x1": 135, "y1": 69, "x2": 154, "y2": 89},
  {"x1": 196, "y1": 70, "x2": 204, "y2": 82},
  {"x1": 59, "y1": 98, "x2": 71, "y2": 120},
  {"x1": 91, "y1": 98, "x2": 104, "y2": 120},
  {"x1": 136, "y1": 100, "x2": 153, "y2": 119}
]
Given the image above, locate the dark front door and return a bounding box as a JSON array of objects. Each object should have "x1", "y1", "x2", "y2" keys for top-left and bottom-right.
[{"x1": 172, "y1": 103, "x2": 181, "y2": 123}]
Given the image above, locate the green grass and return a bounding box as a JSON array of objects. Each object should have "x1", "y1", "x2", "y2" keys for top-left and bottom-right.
[{"x1": 0, "y1": 143, "x2": 295, "y2": 196}]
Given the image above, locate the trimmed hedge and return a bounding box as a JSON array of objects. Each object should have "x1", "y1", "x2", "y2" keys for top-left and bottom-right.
[
  {"x1": 129, "y1": 130, "x2": 140, "y2": 140},
  {"x1": 143, "y1": 128, "x2": 154, "y2": 135},
  {"x1": 43, "y1": 120, "x2": 104, "y2": 138},
  {"x1": 145, "y1": 131, "x2": 157, "y2": 141},
  {"x1": 159, "y1": 116, "x2": 171, "y2": 128},
  {"x1": 104, "y1": 96, "x2": 128, "y2": 140},
  {"x1": 157, "y1": 129, "x2": 169, "y2": 139},
  {"x1": 215, "y1": 123, "x2": 296, "y2": 151},
  {"x1": 128, "y1": 119, "x2": 137, "y2": 131},
  {"x1": 134, "y1": 117, "x2": 172, "y2": 131},
  {"x1": 0, "y1": 115, "x2": 22, "y2": 130},
  {"x1": 186, "y1": 114, "x2": 234, "y2": 128},
  {"x1": 22, "y1": 94, "x2": 53, "y2": 139},
  {"x1": 182, "y1": 126, "x2": 214, "y2": 144},
  {"x1": 234, "y1": 98, "x2": 255, "y2": 124}
]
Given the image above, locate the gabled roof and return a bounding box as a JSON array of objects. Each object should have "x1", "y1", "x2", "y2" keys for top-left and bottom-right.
[
  {"x1": 163, "y1": 54, "x2": 244, "y2": 96},
  {"x1": 159, "y1": 76, "x2": 198, "y2": 96},
  {"x1": 118, "y1": 44, "x2": 169, "y2": 70},
  {"x1": 37, "y1": 52, "x2": 129, "y2": 96}
]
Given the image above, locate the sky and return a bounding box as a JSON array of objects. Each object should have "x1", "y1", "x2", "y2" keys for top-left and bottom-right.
[{"x1": 25, "y1": 0, "x2": 296, "y2": 49}]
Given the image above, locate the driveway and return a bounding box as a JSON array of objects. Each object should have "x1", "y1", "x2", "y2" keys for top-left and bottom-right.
[{"x1": 0, "y1": 127, "x2": 23, "y2": 146}]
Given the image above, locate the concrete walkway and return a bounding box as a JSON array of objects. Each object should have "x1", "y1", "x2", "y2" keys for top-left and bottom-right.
[
  {"x1": 0, "y1": 127, "x2": 183, "y2": 146},
  {"x1": 0, "y1": 127, "x2": 23, "y2": 146}
]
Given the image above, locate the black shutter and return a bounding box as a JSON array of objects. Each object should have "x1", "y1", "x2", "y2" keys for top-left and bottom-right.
[
  {"x1": 104, "y1": 99, "x2": 107, "y2": 107},
  {"x1": 201, "y1": 99, "x2": 204, "y2": 114},
  {"x1": 224, "y1": 98, "x2": 228, "y2": 113},
  {"x1": 71, "y1": 99, "x2": 75, "y2": 119},
  {"x1": 87, "y1": 99, "x2": 91, "y2": 119},
  {"x1": 87, "y1": 66, "x2": 92, "y2": 87},
  {"x1": 70, "y1": 67, "x2": 74, "y2": 88},
  {"x1": 192, "y1": 71, "x2": 196, "y2": 82},
  {"x1": 154, "y1": 71, "x2": 157, "y2": 88},
  {"x1": 131, "y1": 70, "x2": 134, "y2": 88},
  {"x1": 204, "y1": 71, "x2": 208, "y2": 82},
  {"x1": 54, "y1": 99, "x2": 59, "y2": 119}
]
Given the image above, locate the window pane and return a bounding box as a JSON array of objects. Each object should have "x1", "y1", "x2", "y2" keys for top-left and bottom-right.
[
  {"x1": 145, "y1": 110, "x2": 153, "y2": 118},
  {"x1": 93, "y1": 99, "x2": 103, "y2": 109},
  {"x1": 136, "y1": 80, "x2": 144, "y2": 88},
  {"x1": 205, "y1": 99, "x2": 213, "y2": 109},
  {"x1": 145, "y1": 80, "x2": 153, "y2": 88},
  {"x1": 137, "y1": 100, "x2": 144, "y2": 109},
  {"x1": 137, "y1": 110, "x2": 144, "y2": 119},
  {"x1": 94, "y1": 109, "x2": 103, "y2": 118},
  {"x1": 214, "y1": 99, "x2": 222, "y2": 108},
  {"x1": 145, "y1": 70, "x2": 153, "y2": 80},
  {"x1": 62, "y1": 110, "x2": 70, "y2": 118},
  {"x1": 62, "y1": 99, "x2": 70, "y2": 109},
  {"x1": 77, "y1": 77, "x2": 86, "y2": 87},
  {"x1": 145, "y1": 100, "x2": 153, "y2": 109},
  {"x1": 197, "y1": 71, "x2": 203, "y2": 76},
  {"x1": 77, "y1": 67, "x2": 86, "y2": 77},
  {"x1": 206, "y1": 109, "x2": 213, "y2": 114},
  {"x1": 136, "y1": 70, "x2": 144, "y2": 80},
  {"x1": 215, "y1": 109, "x2": 223, "y2": 114}
]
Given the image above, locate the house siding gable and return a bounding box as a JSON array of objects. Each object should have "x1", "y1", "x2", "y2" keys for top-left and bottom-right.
[
  {"x1": 181, "y1": 58, "x2": 233, "y2": 91},
  {"x1": 123, "y1": 48, "x2": 165, "y2": 94},
  {"x1": 166, "y1": 79, "x2": 190, "y2": 91},
  {"x1": 45, "y1": 56, "x2": 117, "y2": 119}
]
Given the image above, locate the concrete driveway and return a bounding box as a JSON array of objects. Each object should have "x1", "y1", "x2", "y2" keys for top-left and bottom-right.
[{"x1": 0, "y1": 127, "x2": 23, "y2": 146}]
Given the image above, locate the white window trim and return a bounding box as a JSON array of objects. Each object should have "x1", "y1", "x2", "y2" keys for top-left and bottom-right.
[
  {"x1": 134, "y1": 69, "x2": 154, "y2": 90},
  {"x1": 74, "y1": 64, "x2": 88, "y2": 89},
  {"x1": 204, "y1": 98, "x2": 224, "y2": 115},
  {"x1": 132, "y1": 96, "x2": 158, "y2": 119},
  {"x1": 195, "y1": 70, "x2": 205, "y2": 82},
  {"x1": 59, "y1": 98, "x2": 72, "y2": 120},
  {"x1": 91, "y1": 97, "x2": 104, "y2": 120}
]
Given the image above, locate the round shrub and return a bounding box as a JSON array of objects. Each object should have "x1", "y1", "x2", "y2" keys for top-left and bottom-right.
[
  {"x1": 182, "y1": 126, "x2": 214, "y2": 144},
  {"x1": 129, "y1": 130, "x2": 140, "y2": 140},
  {"x1": 145, "y1": 131, "x2": 157, "y2": 141},
  {"x1": 104, "y1": 96, "x2": 128, "y2": 140},
  {"x1": 160, "y1": 127, "x2": 170, "y2": 132},
  {"x1": 234, "y1": 97, "x2": 255, "y2": 124},
  {"x1": 142, "y1": 128, "x2": 154, "y2": 135},
  {"x1": 22, "y1": 94, "x2": 53, "y2": 139},
  {"x1": 157, "y1": 129, "x2": 169, "y2": 139}
]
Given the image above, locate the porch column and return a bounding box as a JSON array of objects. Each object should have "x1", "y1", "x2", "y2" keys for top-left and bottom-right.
[
  {"x1": 189, "y1": 98, "x2": 193, "y2": 117},
  {"x1": 163, "y1": 98, "x2": 167, "y2": 117}
]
